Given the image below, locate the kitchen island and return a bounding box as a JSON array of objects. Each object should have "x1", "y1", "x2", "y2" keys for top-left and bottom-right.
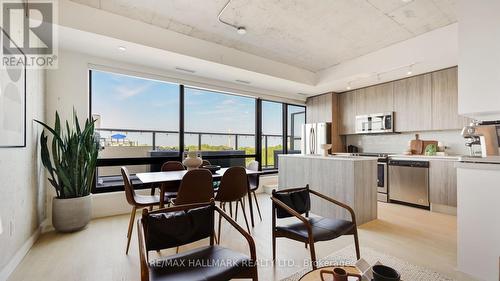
[
  {"x1": 278, "y1": 154, "x2": 378, "y2": 225},
  {"x1": 456, "y1": 157, "x2": 500, "y2": 281}
]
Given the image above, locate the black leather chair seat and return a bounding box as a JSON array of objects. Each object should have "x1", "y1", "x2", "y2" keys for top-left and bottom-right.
[
  {"x1": 149, "y1": 246, "x2": 253, "y2": 281},
  {"x1": 276, "y1": 217, "x2": 355, "y2": 241}
]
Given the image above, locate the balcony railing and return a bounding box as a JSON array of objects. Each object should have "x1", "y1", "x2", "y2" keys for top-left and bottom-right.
[{"x1": 96, "y1": 128, "x2": 301, "y2": 168}]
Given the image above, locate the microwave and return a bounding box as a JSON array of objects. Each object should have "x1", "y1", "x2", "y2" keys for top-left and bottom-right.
[{"x1": 355, "y1": 112, "x2": 394, "y2": 134}]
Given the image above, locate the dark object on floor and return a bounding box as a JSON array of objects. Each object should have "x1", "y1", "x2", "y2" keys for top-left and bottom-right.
[{"x1": 372, "y1": 265, "x2": 401, "y2": 281}]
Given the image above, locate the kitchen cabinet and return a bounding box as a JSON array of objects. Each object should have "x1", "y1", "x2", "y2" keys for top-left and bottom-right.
[
  {"x1": 306, "y1": 93, "x2": 332, "y2": 123},
  {"x1": 432, "y1": 67, "x2": 470, "y2": 130},
  {"x1": 337, "y1": 67, "x2": 466, "y2": 134},
  {"x1": 429, "y1": 160, "x2": 457, "y2": 207},
  {"x1": 393, "y1": 73, "x2": 433, "y2": 132},
  {"x1": 355, "y1": 82, "x2": 393, "y2": 115},
  {"x1": 339, "y1": 91, "x2": 356, "y2": 134}
]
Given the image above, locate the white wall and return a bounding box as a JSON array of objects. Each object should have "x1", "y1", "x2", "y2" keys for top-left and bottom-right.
[
  {"x1": 0, "y1": 68, "x2": 46, "y2": 280},
  {"x1": 458, "y1": 0, "x2": 500, "y2": 121},
  {"x1": 346, "y1": 130, "x2": 467, "y2": 155}
]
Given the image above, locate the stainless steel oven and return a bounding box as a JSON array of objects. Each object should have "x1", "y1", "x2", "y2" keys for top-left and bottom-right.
[
  {"x1": 377, "y1": 161, "x2": 388, "y2": 202},
  {"x1": 357, "y1": 153, "x2": 389, "y2": 202},
  {"x1": 355, "y1": 112, "x2": 394, "y2": 134}
]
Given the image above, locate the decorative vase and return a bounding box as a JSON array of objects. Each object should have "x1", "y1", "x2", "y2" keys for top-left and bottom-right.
[
  {"x1": 321, "y1": 143, "x2": 332, "y2": 157},
  {"x1": 52, "y1": 194, "x2": 92, "y2": 232},
  {"x1": 183, "y1": 151, "x2": 203, "y2": 170}
]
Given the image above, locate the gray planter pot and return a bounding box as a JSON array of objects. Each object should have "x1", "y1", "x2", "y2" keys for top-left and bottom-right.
[{"x1": 52, "y1": 195, "x2": 92, "y2": 232}]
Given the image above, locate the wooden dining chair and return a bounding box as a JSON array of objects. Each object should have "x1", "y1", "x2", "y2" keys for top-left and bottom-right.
[
  {"x1": 154, "y1": 161, "x2": 185, "y2": 208},
  {"x1": 121, "y1": 167, "x2": 163, "y2": 255},
  {"x1": 246, "y1": 160, "x2": 262, "y2": 221},
  {"x1": 172, "y1": 169, "x2": 214, "y2": 205},
  {"x1": 215, "y1": 167, "x2": 251, "y2": 243},
  {"x1": 170, "y1": 168, "x2": 216, "y2": 252}
]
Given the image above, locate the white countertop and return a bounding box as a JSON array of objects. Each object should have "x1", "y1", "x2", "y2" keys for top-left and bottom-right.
[
  {"x1": 458, "y1": 156, "x2": 500, "y2": 164},
  {"x1": 388, "y1": 154, "x2": 462, "y2": 161},
  {"x1": 279, "y1": 154, "x2": 377, "y2": 161}
]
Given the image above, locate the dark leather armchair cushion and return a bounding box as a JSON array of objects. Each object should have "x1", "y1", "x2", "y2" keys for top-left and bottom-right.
[
  {"x1": 149, "y1": 246, "x2": 254, "y2": 281},
  {"x1": 276, "y1": 217, "x2": 355, "y2": 241},
  {"x1": 273, "y1": 189, "x2": 311, "y2": 218},
  {"x1": 146, "y1": 206, "x2": 213, "y2": 251}
]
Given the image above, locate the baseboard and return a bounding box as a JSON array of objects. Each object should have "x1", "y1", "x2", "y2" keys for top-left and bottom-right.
[
  {"x1": 430, "y1": 203, "x2": 457, "y2": 216},
  {"x1": 40, "y1": 219, "x2": 54, "y2": 234},
  {"x1": 0, "y1": 227, "x2": 41, "y2": 281}
]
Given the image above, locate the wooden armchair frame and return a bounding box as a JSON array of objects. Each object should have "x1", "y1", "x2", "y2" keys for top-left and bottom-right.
[
  {"x1": 137, "y1": 200, "x2": 258, "y2": 281},
  {"x1": 271, "y1": 186, "x2": 360, "y2": 269}
]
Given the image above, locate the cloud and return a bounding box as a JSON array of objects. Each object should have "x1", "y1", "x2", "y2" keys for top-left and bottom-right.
[
  {"x1": 221, "y1": 99, "x2": 237, "y2": 105},
  {"x1": 114, "y1": 82, "x2": 153, "y2": 99}
]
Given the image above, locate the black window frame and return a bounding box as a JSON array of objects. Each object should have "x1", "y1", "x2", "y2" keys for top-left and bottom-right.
[{"x1": 89, "y1": 69, "x2": 306, "y2": 193}]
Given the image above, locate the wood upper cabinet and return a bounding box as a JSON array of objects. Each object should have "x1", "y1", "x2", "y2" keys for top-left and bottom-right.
[
  {"x1": 337, "y1": 67, "x2": 464, "y2": 134},
  {"x1": 339, "y1": 91, "x2": 356, "y2": 134},
  {"x1": 432, "y1": 67, "x2": 470, "y2": 130},
  {"x1": 429, "y1": 160, "x2": 457, "y2": 207},
  {"x1": 355, "y1": 83, "x2": 394, "y2": 115},
  {"x1": 306, "y1": 93, "x2": 332, "y2": 123},
  {"x1": 393, "y1": 73, "x2": 433, "y2": 132}
]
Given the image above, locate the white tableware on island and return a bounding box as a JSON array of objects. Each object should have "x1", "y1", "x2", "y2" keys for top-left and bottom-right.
[{"x1": 321, "y1": 144, "x2": 332, "y2": 156}]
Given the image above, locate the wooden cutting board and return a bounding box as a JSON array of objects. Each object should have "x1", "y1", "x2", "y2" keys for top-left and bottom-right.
[
  {"x1": 410, "y1": 134, "x2": 438, "y2": 155},
  {"x1": 422, "y1": 140, "x2": 438, "y2": 154},
  {"x1": 410, "y1": 134, "x2": 423, "y2": 155}
]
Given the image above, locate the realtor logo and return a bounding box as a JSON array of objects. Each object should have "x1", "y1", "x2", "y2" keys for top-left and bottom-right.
[{"x1": 1, "y1": 0, "x2": 58, "y2": 68}]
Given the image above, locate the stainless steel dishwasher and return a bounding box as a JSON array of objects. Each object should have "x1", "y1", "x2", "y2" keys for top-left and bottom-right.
[{"x1": 388, "y1": 160, "x2": 430, "y2": 208}]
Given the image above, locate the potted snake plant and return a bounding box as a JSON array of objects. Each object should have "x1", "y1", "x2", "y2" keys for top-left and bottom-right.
[{"x1": 36, "y1": 111, "x2": 99, "y2": 232}]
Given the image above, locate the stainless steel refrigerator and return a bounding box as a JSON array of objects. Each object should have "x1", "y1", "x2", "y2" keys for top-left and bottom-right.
[{"x1": 301, "y1": 123, "x2": 332, "y2": 155}]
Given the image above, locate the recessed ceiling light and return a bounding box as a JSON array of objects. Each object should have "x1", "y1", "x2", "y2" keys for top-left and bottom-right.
[
  {"x1": 407, "y1": 64, "x2": 413, "y2": 76},
  {"x1": 118, "y1": 46, "x2": 126, "y2": 51},
  {"x1": 236, "y1": 27, "x2": 247, "y2": 35},
  {"x1": 346, "y1": 82, "x2": 352, "y2": 90},
  {"x1": 175, "y1": 67, "x2": 196, "y2": 73},
  {"x1": 401, "y1": 0, "x2": 413, "y2": 3}
]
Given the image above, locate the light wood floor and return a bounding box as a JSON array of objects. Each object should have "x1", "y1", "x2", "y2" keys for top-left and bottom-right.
[{"x1": 8, "y1": 194, "x2": 476, "y2": 281}]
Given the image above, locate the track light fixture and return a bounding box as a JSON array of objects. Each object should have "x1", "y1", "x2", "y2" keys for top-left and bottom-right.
[{"x1": 218, "y1": 0, "x2": 247, "y2": 35}]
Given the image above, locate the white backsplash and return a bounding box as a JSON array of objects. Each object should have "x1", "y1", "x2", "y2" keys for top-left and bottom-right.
[{"x1": 346, "y1": 130, "x2": 468, "y2": 155}]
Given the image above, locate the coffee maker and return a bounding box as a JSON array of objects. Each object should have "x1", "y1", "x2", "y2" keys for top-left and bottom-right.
[{"x1": 461, "y1": 121, "x2": 500, "y2": 157}]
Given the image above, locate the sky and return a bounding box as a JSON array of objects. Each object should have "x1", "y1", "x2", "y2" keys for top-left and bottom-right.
[{"x1": 91, "y1": 70, "x2": 303, "y2": 147}]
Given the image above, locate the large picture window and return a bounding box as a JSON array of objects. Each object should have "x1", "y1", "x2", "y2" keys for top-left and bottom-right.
[
  {"x1": 261, "y1": 101, "x2": 282, "y2": 168},
  {"x1": 91, "y1": 70, "x2": 180, "y2": 157},
  {"x1": 89, "y1": 69, "x2": 305, "y2": 192},
  {"x1": 184, "y1": 87, "x2": 256, "y2": 167}
]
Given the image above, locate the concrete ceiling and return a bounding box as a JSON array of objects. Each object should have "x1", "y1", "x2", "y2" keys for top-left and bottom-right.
[{"x1": 69, "y1": 0, "x2": 457, "y2": 72}]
